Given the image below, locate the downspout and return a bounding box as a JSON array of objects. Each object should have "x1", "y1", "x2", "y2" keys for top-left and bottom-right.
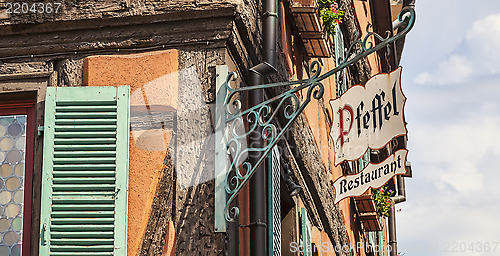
[
  {"x1": 389, "y1": 175, "x2": 406, "y2": 256},
  {"x1": 248, "y1": 0, "x2": 278, "y2": 255}
]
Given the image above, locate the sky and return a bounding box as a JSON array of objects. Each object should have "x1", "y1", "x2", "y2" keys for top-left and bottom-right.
[{"x1": 397, "y1": 1, "x2": 500, "y2": 256}]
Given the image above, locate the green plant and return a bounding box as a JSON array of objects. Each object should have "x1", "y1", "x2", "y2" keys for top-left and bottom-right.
[
  {"x1": 373, "y1": 185, "x2": 395, "y2": 218},
  {"x1": 317, "y1": 0, "x2": 345, "y2": 36}
]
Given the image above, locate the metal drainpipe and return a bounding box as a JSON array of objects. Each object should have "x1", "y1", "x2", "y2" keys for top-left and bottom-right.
[
  {"x1": 248, "y1": 0, "x2": 278, "y2": 255},
  {"x1": 389, "y1": 175, "x2": 406, "y2": 256}
]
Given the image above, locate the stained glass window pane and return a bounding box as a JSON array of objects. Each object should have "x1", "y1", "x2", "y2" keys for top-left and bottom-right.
[{"x1": 0, "y1": 115, "x2": 26, "y2": 255}]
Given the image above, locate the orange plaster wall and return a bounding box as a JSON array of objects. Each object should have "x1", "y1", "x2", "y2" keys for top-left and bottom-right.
[
  {"x1": 83, "y1": 49, "x2": 179, "y2": 256},
  {"x1": 301, "y1": 56, "x2": 337, "y2": 176},
  {"x1": 382, "y1": 218, "x2": 389, "y2": 256},
  {"x1": 301, "y1": 58, "x2": 325, "y2": 166},
  {"x1": 300, "y1": 53, "x2": 372, "y2": 256},
  {"x1": 352, "y1": 0, "x2": 381, "y2": 76},
  {"x1": 280, "y1": 1, "x2": 294, "y2": 77},
  {"x1": 287, "y1": 3, "x2": 389, "y2": 252}
]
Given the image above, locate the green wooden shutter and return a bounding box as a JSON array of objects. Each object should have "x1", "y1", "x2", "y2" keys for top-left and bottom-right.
[
  {"x1": 268, "y1": 147, "x2": 281, "y2": 256},
  {"x1": 40, "y1": 86, "x2": 130, "y2": 256},
  {"x1": 301, "y1": 208, "x2": 312, "y2": 256},
  {"x1": 334, "y1": 25, "x2": 348, "y2": 96}
]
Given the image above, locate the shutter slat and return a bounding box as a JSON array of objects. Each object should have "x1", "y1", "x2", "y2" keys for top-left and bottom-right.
[
  {"x1": 53, "y1": 164, "x2": 116, "y2": 170},
  {"x1": 54, "y1": 138, "x2": 117, "y2": 144},
  {"x1": 53, "y1": 171, "x2": 116, "y2": 177},
  {"x1": 51, "y1": 252, "x2": 114, "y2": 256},
  {"x1": 53, "y1": 177, "x2": 116, "y2": 184},
  {"x1": 53, "y1": 158, "x2": 117, "y2": 164},
  {"x1": 40, "y1": 86, "x2": 129, "y2": 256},
  {"x1": 51, "y1": 219, "x2": 115, "y2": 225},
  {"x1": 51, "y1": 211, "x2": 115, "y2": 218},
  {"x1": 51, "y1": 245, "x2": 113, "y2": 252},
  {"x1": 55, "y1": 119, "x2": 117, "y2": 125},
  {"x1": 51, "y1": 232, "x2": 114, "y2": 238},
  {"x1": 54, "y1": 151, "x2": 116, "y2": 157},
  {"x1": 52, "y1": 198, "x2": 115, "y2": 204},
  {"x1": 55, "y1": 112, "x2": 117, "y2": 118},
  {"x1": 56, "y1": 105, "x2": 117, "y2": 112},
  {"x1": 51, "y1": 225, "x2": 115, "y2": 232},
  {"x1": 52, "y1": 184, "x2": 116, "y2": 192},
  {"x1": 54, "y1": 145, "x2": 117, "y2": 150},
  {"x1": 51, "y1": 238, "x2": 114, "y2": 245},
  {"x1": 53, "y1": 195, "x2": 115, "y2": 204},
  {"x1": 52, "y1": 204, "x2": 115, "y2": 211},
  {"x1": 53, "y1": 192, "x2": 114, "y2": 196},
  {"x1": 55, "y1": 132, "x2": 116, "y2": 138},
  {"x1": 55, "y1": 125, "x2": 117, "y2": 131},
  {"x1": 56, "y1": 100, "x2": 117, "y2": 106}
]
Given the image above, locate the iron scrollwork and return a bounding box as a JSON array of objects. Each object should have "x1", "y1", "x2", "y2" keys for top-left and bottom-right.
[{"x1": 222, "y1": 7, "x2": 415, "y2": 222}]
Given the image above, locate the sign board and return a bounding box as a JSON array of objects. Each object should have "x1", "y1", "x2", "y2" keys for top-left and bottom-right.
[
  {"x1": 332, "y1": 149, "x2": 408, "y2": 203},
  {"x1": 329, "y1": 67, "x2": 406, "y2": 166}
]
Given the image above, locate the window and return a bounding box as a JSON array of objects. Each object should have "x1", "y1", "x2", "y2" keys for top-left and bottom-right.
[
  {"x1": 0, "y1": 98, "x2": 36, "y2": 256},
  {"x1": 39, "y1": 86, "x2": 129, "y2": 255}
]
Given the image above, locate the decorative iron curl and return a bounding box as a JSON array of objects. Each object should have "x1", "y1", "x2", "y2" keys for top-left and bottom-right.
[
  {"x1": 308, "y1": 60, "x2": 322, "y2": 79},
  {"x1": 222, "y1": 7, "x2": 416, "y2": 222},
  {"x1": 225, "y1": 72, "x2": 241, "y2": 116},
  {"x1": 222, "y1": 61, "x2": 327, "y2": 222}
]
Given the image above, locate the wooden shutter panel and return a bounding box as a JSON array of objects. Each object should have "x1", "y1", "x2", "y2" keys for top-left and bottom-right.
[
  {"x1": 268, "y1": 147, "x2": 281, "y2": 256},
  {"x1": 301, "y1": 208, "x2": 312, "y2": 256},
  {"x1": 40, "y1": 86, "x2": 129, "y2": 256},
  {"x1": 334, "y1": 25, "x2": 348, "y2": 96}
]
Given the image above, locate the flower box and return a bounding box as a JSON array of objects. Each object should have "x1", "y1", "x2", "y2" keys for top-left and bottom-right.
[
  {"x1": 300, "y1": 31, "x2": 333, "y2": 58},
  {"x1": 291, "y1": 0, "x2": 323, "y2": 32},
  {"x1": 354, "y1": 194, "x2": 377, "y2": 212},
  {"x1": 291, "y1": 0, "x2": 333, "y2": 57},
  {"x1": 358, "y1": 212, "x2": 382, "y2": 231},
  {"x1": 354, "y1": 195, "x2": 383, "y2": 231}
]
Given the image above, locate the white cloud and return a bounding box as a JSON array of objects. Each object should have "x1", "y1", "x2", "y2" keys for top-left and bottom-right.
[
  {"x1": 414, "y1": 13, "x2": 500, "y2": 85},
  {"x1": 414, "y1": 55, "x2": 473, "y2": 85},
  {"x1": 396, "y1": 3, "x2": 500, "y2": 255},
  {"x1": 466, "y1": 13, "x2": 500, "y2": 52},
  {"x1": 465, "y1": 13, "x2": 500, "y2": 74},
  {"x1": 409, "y1": 117, "x2": 500, "y2": 193},
  {"x1": 397, "y1": 79, "x2": 500, "y2": 255}
]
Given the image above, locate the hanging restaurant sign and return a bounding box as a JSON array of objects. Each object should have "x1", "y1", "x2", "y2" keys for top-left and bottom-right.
[
  {"x1": 332, "y1": 149, "x2": 408, "y2": 203},
  {"x1": 329, "y1": 67, "x2": 406, "y2": 166}
]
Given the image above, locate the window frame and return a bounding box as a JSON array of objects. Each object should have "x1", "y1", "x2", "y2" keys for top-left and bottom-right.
[{"x1": 0, "y1": 99, "x2": 36, "y2": 256}]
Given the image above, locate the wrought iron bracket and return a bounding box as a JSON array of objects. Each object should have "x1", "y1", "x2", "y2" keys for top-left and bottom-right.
[{"x1": 215, "y1": 7, "x2": 415, "y2": 231}]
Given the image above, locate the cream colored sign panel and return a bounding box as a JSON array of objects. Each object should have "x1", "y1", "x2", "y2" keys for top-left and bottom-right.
[
  {"x1": 333, "y1": 149, "x2": 408, "y2": 203},
  {"x1": 329, "y1": 67, "x2": 406, "y2": 166}
]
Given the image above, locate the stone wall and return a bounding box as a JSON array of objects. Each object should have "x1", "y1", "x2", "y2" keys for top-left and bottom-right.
[
  {"x1": 0, "y1": 0, "x2": 359, "y2": 255},
  {"x1": 0, "y1": 0, "x2": 242, "y2": 25},
  {"x1": 173, "y1": 48, "x2": 226, "y2": 255},
  {"x1": 0, "y1": 2, "x2": 235, "y2": 254}
]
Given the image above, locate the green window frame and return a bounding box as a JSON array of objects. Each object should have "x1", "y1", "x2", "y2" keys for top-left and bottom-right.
[{"x1": 39, "y1": 86, "x2": 130, "y2": 255}]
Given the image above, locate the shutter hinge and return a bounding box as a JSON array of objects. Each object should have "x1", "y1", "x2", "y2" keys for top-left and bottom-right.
[
  {"x1": 37, "y1": 126, "x2": 44, "y2": 136},
  {"x1": 40, "y1": 223, "x2": 47, "y2": 246},
  {"x1": 113, "y1": 188, "x2": 121, "y2": 198}
]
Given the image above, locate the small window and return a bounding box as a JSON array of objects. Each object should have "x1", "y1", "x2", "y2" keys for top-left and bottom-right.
[{"x1": 0, "y1": 100, "x2": 35, "y2": 256}]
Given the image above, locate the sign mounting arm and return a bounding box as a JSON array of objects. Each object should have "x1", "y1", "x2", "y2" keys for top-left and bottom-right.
[{"x1": 215, "y1": 7, "x2": 416, "y2": 228}]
